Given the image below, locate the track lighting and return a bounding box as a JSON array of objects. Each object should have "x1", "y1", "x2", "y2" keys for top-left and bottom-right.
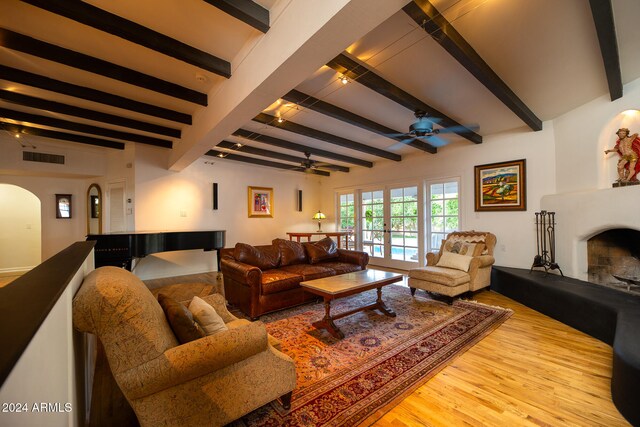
[
  {"x1": 277, "y1": 116, "x2": 284, "y2": 123},
  {"x1": 340, "y1": 75, "x2": 349, "y2": 85}
]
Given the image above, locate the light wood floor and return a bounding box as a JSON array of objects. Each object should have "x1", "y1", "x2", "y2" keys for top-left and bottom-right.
[
  {"x1": 375, "y1": 290, "x2": 630, "y2": 427},
  {"x1": 0, "y1": 274, "x2": 20, "y2": 288}
]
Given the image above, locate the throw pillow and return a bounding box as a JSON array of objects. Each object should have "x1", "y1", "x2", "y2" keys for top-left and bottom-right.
[
  {"x1": 273, "y1": 238, "x2": 307, "y2": 266},
  {"x1": 444, "y1": 241, "x2": 480, "y2": 257},
  {"x1": 233, "y1": 242, "x2": 280, "y2": 270},
  {"x1": 436, "y1": 251, "x2": 473, "y2": 272},
  {"x1": 188, "y1": 296, "x2": 228, "y2": 336},
  {"x1": 157, "y1": 293, "x2": 205, "y2": 344},
  {"x1": 304, "y1": 237, "x2": 339, "y2": 264}
]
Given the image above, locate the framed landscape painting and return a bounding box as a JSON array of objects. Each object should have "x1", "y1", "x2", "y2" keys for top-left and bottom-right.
[
  {"x1": 474, "y1": 159, "x2": 526, "y2": 211},
  {"x1": 248, "y1": 186, "x2": 273, "y2": 217}
]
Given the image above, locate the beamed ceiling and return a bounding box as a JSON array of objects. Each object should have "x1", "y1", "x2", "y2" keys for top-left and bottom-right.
[{"x1": 2, "y1": 0, "x2": 640, "y2": 177}]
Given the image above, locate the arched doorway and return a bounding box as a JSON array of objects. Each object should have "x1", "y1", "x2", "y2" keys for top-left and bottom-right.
[{"x1": 0, "y1": 184, "x2": 41, "y2": 277}]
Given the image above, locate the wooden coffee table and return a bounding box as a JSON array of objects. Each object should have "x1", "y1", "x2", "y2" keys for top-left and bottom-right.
[{"x1": 300, "y1": 269, "x2": 403, "y2": 339}]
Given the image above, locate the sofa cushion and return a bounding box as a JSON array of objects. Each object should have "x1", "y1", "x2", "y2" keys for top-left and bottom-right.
[
  {"x1": 273, "y1": 238, "x2": 307, "y2": 266},
  {"x1": 436, "y1": 251, "x2": 473, "y2": 272},
  {"x1": 188, "y1": 296, "x2": 228, "y2": 336},
  {"x1": 279, "y1": 264, "x2": 335, "y2": 281},
  {"x1": 316, "y1": 261, "x2": 363, "y2": 275},
  {"x1": 261, "y1": 269, "x2": 303, "y2": 295},
  {"x1": 409, "y1": 266, "x2": 470, "y2": 287},
  {"x1": 234, "y1": 242, "x2": 280, "y2": 270},
  {"x1": 304, "y1": 237, "x2": 339, "y2": 264},
  {"x1": 157, "y1": 293, "x2": 205, "y2": 343}
]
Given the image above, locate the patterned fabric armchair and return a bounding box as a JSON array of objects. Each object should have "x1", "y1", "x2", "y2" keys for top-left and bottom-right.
[
  {"x1": 73, "y1": 267, "x2": 296, "y2": 427},
  {"x1": 408, "y1": 231, "x2": 496, "y2": 301}
]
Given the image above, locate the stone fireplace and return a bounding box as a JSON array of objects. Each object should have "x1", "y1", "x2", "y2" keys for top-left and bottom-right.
[
  {"x1": 587, "y1": 229, "x2": 640, "y2": 295},
  {"x1": 541, "y1": 185, "x2": 639, "y2": 291}
]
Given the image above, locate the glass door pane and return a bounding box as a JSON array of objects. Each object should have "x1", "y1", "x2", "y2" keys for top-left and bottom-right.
[
  {"x1": 389, "y1": 185, "x2": 419, "y2": 263},
  {"x1": 361, "y1": 190, "x2": 385, "y2": 259}
]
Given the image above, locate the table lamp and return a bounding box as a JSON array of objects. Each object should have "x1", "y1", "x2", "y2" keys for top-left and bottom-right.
[{"x1": 312, "y1": 210, "x2": 326, "y2": 232}]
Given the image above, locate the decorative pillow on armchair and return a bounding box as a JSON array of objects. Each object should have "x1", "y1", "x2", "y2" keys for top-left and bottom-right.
[
  {"x1": 233, "y1": 242, "x2": 280, "y2": 270},
  {"x1": 273, "y1": 238, "x2": 307, "y2": 266},
  {"x1": 443, "y1": 240, "x2": 484, "y2": 257},
  {"x1": 158, "y1": 293, "x2": 205, "y2": 344},
  {"x1": 436, "y1": 251, "x2": 473, "y2": 272},
  {"x1": 188, "y1": 296, "x2": 228, "y2": 336},
  {"x1": 304, "y1": 237, "x2": 339, "y2": 264}
]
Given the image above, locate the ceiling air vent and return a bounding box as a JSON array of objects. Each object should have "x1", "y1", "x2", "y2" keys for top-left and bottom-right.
[{"x1": 23, "y1": 151, "x2": 65, "y2": 165}]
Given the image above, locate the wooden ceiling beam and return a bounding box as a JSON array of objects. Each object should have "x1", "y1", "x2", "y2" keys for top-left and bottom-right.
[
  {"x1": 0, "y1": 108, "x2": 172, "y2": 148},
  {"x1": 234, "y1": 129, "x2": 372, "y2": 167},
  {"x1": 218, "y1": 140, "x2": 349, "y2": 172},
  {"x1": 206, "y1": 150, "x2": 330, "y2": 176},
  {"x1": 403, "y1": 1, "x2": 542, "y2": 131},
  {"x1": 283, "y1": 89, "x2": 436, "y2": 154},
  {"x1": 20, "y1": 0, "x2": 231, "y2": 78},
  {"x1": 0, "y1": 28, "x2": 207, "y2": 106},
  {"x1": 326, "y1": 52, "x2": 482, "y2": 144},
  {"x1": 0, "y1": 90, "x2": 181, "y2": 138},
  {"x1": 203, "y1": 0, "x2": 269, "y2": 33},
  {"x1": 253, "y1": 112, "x2": 401, "y2": 161},
  {"x1": 1, "y1": 121, "x2": 125, "y2": 150},
  {"x1": 0, "y1": 65, "x2": 191, "y2": 124},
  {"x1": 588, "y1": 0, "x2": 623, "y2": 101}
]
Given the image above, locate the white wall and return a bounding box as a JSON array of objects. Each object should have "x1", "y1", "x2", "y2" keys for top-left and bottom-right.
[
  {"x1": 322, "y1": 124, "x2": 557, "y2": 269},
  {"x1": 0, "y1": 133, "x2": 112, "y2": 261},
  {"x1": 0, "y1": 184, "x2": 41, "y2": 274},
  {"x1": 554, "y1": 77, "x2": 640, "y2": 192},
  {"x1": 131, "y1": 145, "x2": 323, "y2": 279},
  {"x1": 0, "y1": 250, "x2": 94, "y2": 427}
]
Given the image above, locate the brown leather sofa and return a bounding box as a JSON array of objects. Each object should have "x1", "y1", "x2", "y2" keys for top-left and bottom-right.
[{"x1": 221, "y1": 238, "x2": 369, "y2": 319}]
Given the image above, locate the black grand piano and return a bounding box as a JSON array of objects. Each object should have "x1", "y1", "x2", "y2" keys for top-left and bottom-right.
[{"x1": 87, "y1": 230, "x2": 226, "y2": 271}]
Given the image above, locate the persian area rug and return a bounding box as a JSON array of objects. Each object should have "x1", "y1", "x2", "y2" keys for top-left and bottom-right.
[{"x1": 233, "y1": 285, "x2": 512, "y2": 427}]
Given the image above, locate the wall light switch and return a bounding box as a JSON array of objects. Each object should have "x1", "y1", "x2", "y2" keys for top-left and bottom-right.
[
  {"x1": 180, "y1": 210, "x2": 187, "y2": 217},
  {"x1": 127, "y1": 208, "x2": 133, "y2": 215}
]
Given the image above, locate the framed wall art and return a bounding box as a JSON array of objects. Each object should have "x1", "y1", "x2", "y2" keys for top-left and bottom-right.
[
  {"x1": 248, "y1": 186, "x2": 273, "y2": 218},
  {"x1": 474, "y1": 159, "x2": 526, "y2": 211},
  {"x1": 56, "y1": 194, "x2": 72, "y2": 219}
]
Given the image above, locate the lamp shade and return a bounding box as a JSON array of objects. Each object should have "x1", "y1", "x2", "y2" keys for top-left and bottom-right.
[{"x1": 312, "y1": 211, "x2": 326, "y2": 220}]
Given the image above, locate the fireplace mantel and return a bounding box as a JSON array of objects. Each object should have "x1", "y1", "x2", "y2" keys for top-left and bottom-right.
[{"x1": 541, "y1": 185, "x2": 640, "y2": 280}]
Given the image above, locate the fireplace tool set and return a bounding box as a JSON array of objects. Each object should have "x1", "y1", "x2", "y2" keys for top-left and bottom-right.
[{"x1": 531, "y1": 210, "x2": 563, "y2": 276}]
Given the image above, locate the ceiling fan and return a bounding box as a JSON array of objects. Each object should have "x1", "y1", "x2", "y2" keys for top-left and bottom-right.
[
  {"x1": 291, "y1": 152, "x2": 333, "y2": 174},
  {"x1": 387, "y1": 110, "x2": 478, "y2": 148}
]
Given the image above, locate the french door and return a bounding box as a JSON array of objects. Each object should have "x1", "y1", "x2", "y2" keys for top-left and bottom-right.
[{"x1": 360, "y1": 184, "x2": 421, "y2": 269}]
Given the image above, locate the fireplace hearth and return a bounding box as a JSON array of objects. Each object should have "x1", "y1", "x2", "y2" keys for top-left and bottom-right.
[{"x1": 588, "y1": 228, "x2": 640, "y2": 295}]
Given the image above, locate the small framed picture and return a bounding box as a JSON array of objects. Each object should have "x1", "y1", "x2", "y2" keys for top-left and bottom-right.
[
  {"x1": 474, "y1": 159, "x2": 526, "y2": 211},
  {"x1": 56, "y1": 194, "x2": 72, "y2": 219},
  {"x1": 248, "y1": 186, "x2": 273, "y2": 218}
]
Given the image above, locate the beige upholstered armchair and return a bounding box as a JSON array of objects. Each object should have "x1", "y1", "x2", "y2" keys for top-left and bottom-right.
[
  {"x1": 408, "y1": 231, "x2": 496, "y2": 301},
  {"x1": 73, "y1": 267, "x2": 296, "y2": 427}
]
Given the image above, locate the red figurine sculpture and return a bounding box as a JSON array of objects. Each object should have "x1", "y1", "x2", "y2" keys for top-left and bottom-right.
[{"x1": 605, "y1": 128, "x2": 640, "y2": 182}]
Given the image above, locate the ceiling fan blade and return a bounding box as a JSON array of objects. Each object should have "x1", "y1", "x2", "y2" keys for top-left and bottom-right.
[
  {"x1": 387, "y1": 138, "x2": 416, "y2": 151},
  {"x1": 423, "y1": 135, "x2": 448, "y2": 147},
  {"x1": 382, "y1": 132, "x2": 408, "y2": 138},
  {"x1": 438, "y1": 124, "x2": 479, "y2": 134}
]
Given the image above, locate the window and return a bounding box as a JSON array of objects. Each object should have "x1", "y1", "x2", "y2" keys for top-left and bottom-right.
[{"x1": 428, "y1": 180, "x2": 459, "y2": 252}]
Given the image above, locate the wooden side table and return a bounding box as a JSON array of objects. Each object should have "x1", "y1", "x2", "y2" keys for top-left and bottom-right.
[{"x1": 286, "y1": 231, "x2": 353, "y2": 249}]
